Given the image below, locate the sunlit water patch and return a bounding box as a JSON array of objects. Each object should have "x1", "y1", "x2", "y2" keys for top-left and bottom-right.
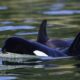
[
  {"x1": 0, "y1": 6, "x2": 8, "y2": 10},
  {"x1": 0, "y1": 76, "x2": 16, "y2": 80},
  {"x1": 0, "y1": 25, "x2": 35, "y2": 31},
  {"x1": 0, "y1": 21, "x2": 14, "y2": 25},
  {"x1": 15, "y1": 32, "x2": 38, "y2": 36},
  {"x1": 42, "y1": 10, "x2": 80, "y2": 15},
  {"x1": 23, "y1": 18, "x2": 37, "y2": 23},
  {"x1": 50, "y1": 3, "x2": 65, "y2": 10}
]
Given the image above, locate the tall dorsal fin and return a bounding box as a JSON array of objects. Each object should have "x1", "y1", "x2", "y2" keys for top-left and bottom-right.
[
  {"x1": 37, "y1": 20, "x2": 49, "y2": 44},
  {"x1": 67, "y1": 32, "x2": 80, "y2": 56}
]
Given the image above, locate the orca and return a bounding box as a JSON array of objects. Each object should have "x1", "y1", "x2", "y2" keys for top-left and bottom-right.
[
  {"x1": 2, "y1": 32, "x2": 80, "y2": 57},
  {"x1": 37, "y1": 20, "x2": 73, "y2": 49},
  {"x1": 2, "y1": 37, "x2": 67, "y2": 57}
]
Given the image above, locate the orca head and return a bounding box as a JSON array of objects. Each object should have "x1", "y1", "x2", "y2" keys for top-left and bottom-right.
[
  {"x1": 2, "y1": 37, "x2": 36, "y2": 55},
  {"x1": 2, "y1": 37, "x2": 49, "y2": 57}
]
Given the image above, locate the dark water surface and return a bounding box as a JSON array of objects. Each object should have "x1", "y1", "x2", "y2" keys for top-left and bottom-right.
[{"x1": 0, "y1": 0, "x2": 80, "y2": 80}]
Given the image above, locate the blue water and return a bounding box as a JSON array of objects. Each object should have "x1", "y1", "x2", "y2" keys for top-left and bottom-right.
[
  {"x1": 0, "y1": 76, "x2": 16, "y2": 80},
  {"x1": 50, "y1": 3, "x2": 65, "y2": 10},
  {"x1": 0, "y1": 21, "x2": 14, "y2": 25},
  {"x1": 0, "y1": 6, "x2": 8, "y2": 10},
  {"x1": 0, "y1": 25, "x2": 35, "y2": 31},
  {"x1": 42, "y1": 10, "x2": 80, "y2": 15},
  {"x1": 15, "y1": 32, "x2": 38, "y2": 35}
]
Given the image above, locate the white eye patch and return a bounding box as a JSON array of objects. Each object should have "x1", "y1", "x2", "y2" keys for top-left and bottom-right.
[{"x1": 33, "y1": 50, "x2": 48, "y2": 57}]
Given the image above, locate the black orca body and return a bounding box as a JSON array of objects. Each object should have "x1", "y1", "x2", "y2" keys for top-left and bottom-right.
[
  {"x1": 37, "y1": 20, "x2": 73, "y2": 49},
  {"x1": 2, "y1": 32, "x2": 80, "y2": 57},
  {"x1": 2, "y1": 37, "x2": 67, "y2": 57}
]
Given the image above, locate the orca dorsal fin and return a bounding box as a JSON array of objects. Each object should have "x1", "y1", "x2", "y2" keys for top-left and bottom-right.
[
  {"x1": 67, "y1": 32, "x2": 80, "y2": 56},
  {"x1": 37, "y1": 20, "x2": 49, "y2": 44}
]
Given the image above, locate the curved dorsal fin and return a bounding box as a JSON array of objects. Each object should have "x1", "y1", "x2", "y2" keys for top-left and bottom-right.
[
  {"x1": 67, "y1": 32, "x2": 80, "y2": 56},
  {"x1": 37, "y1": 20, "x2": 49, "y2": 44}
]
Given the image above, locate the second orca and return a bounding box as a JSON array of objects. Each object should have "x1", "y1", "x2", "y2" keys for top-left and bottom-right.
[{"x1": 37, "y1": 20, "x2": 73, "y2": 49}]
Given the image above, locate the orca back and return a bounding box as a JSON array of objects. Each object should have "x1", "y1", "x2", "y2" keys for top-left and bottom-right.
[
  {"x1": 2, "y1": 37, "x2": 66, "y2": 57},
  {"x1": 37, "y1": 20, "x2": 72, "y2": 49}
]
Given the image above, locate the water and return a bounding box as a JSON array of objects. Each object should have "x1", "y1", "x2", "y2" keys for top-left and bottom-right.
[
  {"x1": 15, "y1": 32, "x2": 38, "y2": 35},
  {"x1": 50, "y1": 3, "x2": 65, "y2": 10},
  {"x1": 42, "y1": 10, "x2": 80, "y2": 15},
  {"x1": 0, "y1": 25, "x2": 35, "y2": 31},
  {"x1": 0, "y1": 6, "x2": 8, "y2": 10},
  {"x1": 0, "y1": 21, "x2": 14, "y2": 25},
  {"x1": 0, "y1": 76, "x2": 16, "y2": 80},
  {"x1": 0, "y1": 0, "x2": 80, "y2": 80},
  {"x1": 0, "y1": 57, "x2": 79, "y2": 80}
]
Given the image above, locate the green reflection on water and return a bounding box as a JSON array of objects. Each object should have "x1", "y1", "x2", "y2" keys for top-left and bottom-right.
[{"x1": 0, "y1": 58, "x2": 80, "y2": 80}]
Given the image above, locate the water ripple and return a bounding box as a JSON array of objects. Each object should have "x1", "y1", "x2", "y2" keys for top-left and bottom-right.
[
  {"x1": 50, "y1": 3, "x2": 65, "y2": 10},
  {"x1": 0, "y1": 21, "x2": 14, "y2": 25},
  {"x1": 15, "y1": 32, "x2": 38, "y2": 35},
  {"x1": 42, "y1": 10, "x2": 80, "y2": 15},
  {"x1": 0, "y1": 76, "x2": 16, "y2": 80},
  {"x1": 0, "y1": 25, "x2": 35, "y2": 31},
  {"x1": 0, "y1": 6, "x2": 8, "y2": 10}
]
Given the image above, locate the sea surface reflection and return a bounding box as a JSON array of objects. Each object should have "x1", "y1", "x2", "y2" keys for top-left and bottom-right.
[
  {"x1": 42, "y1": 10, "x2": 80, "y2": 15},
  {"x1": 0, "y1": 76, "x2": 16, "y2": 80},
  {"x1": 0, "y1": 26, "x2": 35, "y2": 31},
  {"x1": 0, "y1": 57, "x2": 80, "y2": 80}
]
